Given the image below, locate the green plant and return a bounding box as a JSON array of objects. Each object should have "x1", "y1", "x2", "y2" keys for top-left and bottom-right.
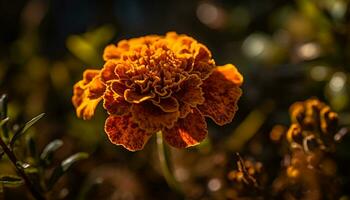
[{"x1": 0, "y1": 94, "x2": 88, "y2": 200}]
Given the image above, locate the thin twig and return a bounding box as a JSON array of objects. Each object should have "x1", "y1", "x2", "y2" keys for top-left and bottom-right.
[
  {"x1": 0, "y1": 137, "x2": 45, "y2": 200},
  {"x1": 235, "y1": 153, "x2": 259, "y2": 188}
]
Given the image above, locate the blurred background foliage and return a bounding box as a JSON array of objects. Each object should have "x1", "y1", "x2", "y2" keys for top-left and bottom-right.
[{"x1": 1, "y1": 0, "x2": 350, "y2": 199}]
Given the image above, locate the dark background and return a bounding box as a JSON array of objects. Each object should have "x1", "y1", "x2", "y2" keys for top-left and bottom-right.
[{"x1": 0, "y1": 0, "x2": 350, "y2": 199}]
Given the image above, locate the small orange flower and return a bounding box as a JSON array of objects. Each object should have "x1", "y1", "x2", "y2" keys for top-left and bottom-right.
[{"x1": 72, "y1": 32, "x2": 243, "y2": 151}]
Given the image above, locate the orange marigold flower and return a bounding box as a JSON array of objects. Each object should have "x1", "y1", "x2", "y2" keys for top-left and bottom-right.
[{"x1": 72, "y1": 32, "x2": 243, "y2": 151}]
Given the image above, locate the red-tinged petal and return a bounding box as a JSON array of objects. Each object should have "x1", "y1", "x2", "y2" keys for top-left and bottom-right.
[
  {"x1": 175, "y1": 74, "x2": 204, "y2": 107},
  {"x1": 179, "y1": 102, "x2": 192, "y2": 118},
  {"x1": 104, "y1": 115, "x2": 152, "y2": 151},
  {"x1": 164, "y1": 108, "x2": 207, "y2": 148},
  {"x1": 124, "y1": 89, "x2": 156, "y2": 103},
  {"x1": 152, "y1": 97, "x2": 179, "y2": 112},
  {"x1": 103, "y1": 88, "x2": 130, "y2": 115},
  {"x1": 110, "y1": 80, "x2": 127, "y2": 96},
  {"x1": 198, "y1": 64, "x2": 243, "y2": 125},
  {"x1": 131, "y1": 102, "x2": 179, "y2": 132}
]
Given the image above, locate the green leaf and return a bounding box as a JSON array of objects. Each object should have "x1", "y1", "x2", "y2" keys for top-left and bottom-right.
[
  {"x1": 10, "y1": 113, "x2": 45, "y2": 148},
  {"x1": 0, "y1": 94, "x2": 8, "y2": 119},
  {"x1": 0, "y1": 117, "x2": 9, "y2": 140},
  {"x1": 19, "y1": 113, "x2": 45, "y2": 135},
  {"x1": 47, "y1": 152, "x2": 88, "y2": 190},
  {"x1": 76, "y1": 177, "x2": 104, "y2": 200},
  {"x1": 24, "y1": 167, "x2": 39, "y2": 174},
  {"x1": 61, "y1": 152, "x2": 89, "y2": 171},
  {"x1": 0, "y1": 150, "x2": 4, "y2": 160},
  {"x1": 0, "y1": 94, "x2": 9, "y2": 138},
  {"x1": 0, "y1": 117, "x2": 9, "y2": 127},
  {"x1": 0, "y1": 175, "x2": 24, "y2": 187},
  {"x1": 28, "y1": 137, "x2": 37, "y2": 159},
  {"x1": 66, "y1": 35, "x2": 100, "y2": 66},
  {"x1": 40, "y1": 139, "x2": 63, "y2": 166}
]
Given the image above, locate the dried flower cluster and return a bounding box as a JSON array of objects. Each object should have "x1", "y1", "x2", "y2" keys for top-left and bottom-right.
[
  {"x1": 228, "y1": 99, "x2": 346, "y2": 200},
  {"x1": 226, "y1": 153, "x2": 266, "y2": 199},
  {"x1": 72, "y1": 32, "x2": 243, "y2": 151},
  {"x1": 273, "y1": 98, "x2": 342, "y2": 199},
  {"x1": 228, "y1": 154, "x2": 262, "y2": 187},
  {"x1": 286, "y1": 98, "x2": 338, "y2": 152}
]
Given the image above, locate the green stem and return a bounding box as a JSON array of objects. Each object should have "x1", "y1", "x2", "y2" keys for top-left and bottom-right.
[
  {"x1": 156, "y1": 131, "x2": 183, "y2": 196},
  {"x1": 0, "y1": 137, "x2": 45, "y2": 200},
  {"x1": 0, "y1": 95, "x2": 9, "y2": 138}
]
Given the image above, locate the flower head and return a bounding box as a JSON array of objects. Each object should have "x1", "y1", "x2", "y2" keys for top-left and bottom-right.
[
  {"x1": 72, "y1": 32, "x2": 243, "y2": 151},
  {"x1": 287, "y1": 98, "x2": 338, "y2": 151}
]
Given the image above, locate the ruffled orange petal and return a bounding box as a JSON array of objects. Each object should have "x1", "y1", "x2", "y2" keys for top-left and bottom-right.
[
  {"x1": 164, "y1": 108, "x2": 207, "y2": 148},
  {"x1": 154, "y1": 85, "x2": 170, "y2": 97},
  {"x1": 101, "y1": 60, "x2": 118, "y2": 82},
  {"x1": 198, "y1": 64, "x2": 243, "y2": 125},
  {"x1": 175, "y1": 74, "x2": 204, "y2": 107},
  {"x1": 72, "y1": 69, "x2": 105, "y2": 120},
  {"x1": 152, "y1": 97, "x2": 179, "y2": 112},
  {"x1": 178, "y1": 102, "x2": 192, "y2": 118},
  {"x1": 104, "y1": 115, "x2": 152, "y2": 151},
  {"x1": 131, "y1": 102, "x2": 179, "y2": 132},
  {"x1": 87, "y1": 76, "x2": 106, "y2": 99},
  {"x1": 72, "y1": 82, "x2": 101, "y2": 120},
  {"x1": 194, "y1": 44, "x2": 211, "y2": 62},
  {"x1": 103, "y1": 87, "x2": 130, "y2": 115},
  {"x1": 216, "y1": 64, "x2": 243, "y2": 86},
  {"x1": 103, "y1": 44, "x2": 122, "y2": 61},
  {"x1": 110, "y1": 80, "x2": 127, "y2": 96},
  {"x1": 192, "y1": 44, "x2": 215, "y2": 79},
  {"x1": 134, "y1": 77, "x2": 152, "y2": 93},
  {"x1": 82, "y1": 70, "x2": 98, "y2": 81},
  {"x1": 75, "y1": 97, "x2": 102, "y2": 120},
  {"x1": 124, "y1": 89, "x2": 156, "y2": 103}
]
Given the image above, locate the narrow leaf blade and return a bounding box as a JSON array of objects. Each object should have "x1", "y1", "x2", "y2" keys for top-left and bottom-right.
[
  {"x1": 40, "y1": 139, "x2": 63, "y2": 166},
  {"x1": 20, "y1": 113, "x2": 45, "y2": 135},
  {"x1": 47, "y1": 166, "x2": 63, "y2": 190},
  {"x1": 28, "y1": 137, "x2": 37, "y2": 159},
  {"x1": 0, "y1": 94, "x2": 8, "y2": 119},
  {"x1": 61, "y1": 152, "x2": 89, "y2": 171},
  {"x1": 0, "y1": 175, "x2": 24, "y2": 187},
  {"x1": 0, "y1": 117, "x2": 9, "y2": 127},
  {"x1": 10, "y1": 113, "x2": 45, "y2": 147},
  {"x1": 47, "y1": 152, "x2": 88, "y2": 190},
  {"x1": 0, "y1": 94, "x2": 9, "y2": 138}
]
